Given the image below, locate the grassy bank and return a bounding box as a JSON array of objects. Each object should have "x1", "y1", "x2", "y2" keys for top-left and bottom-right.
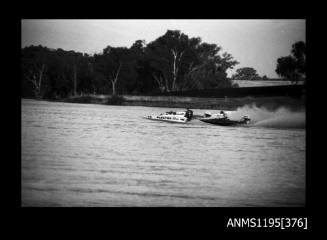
[{"x1": 62, "y1": 94, "x2": 305, "y2": 111}]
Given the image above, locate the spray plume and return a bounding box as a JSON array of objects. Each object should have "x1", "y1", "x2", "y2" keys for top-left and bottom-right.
[{"x1": 229, "y1": 104, "x2": 305, "y2": 129}]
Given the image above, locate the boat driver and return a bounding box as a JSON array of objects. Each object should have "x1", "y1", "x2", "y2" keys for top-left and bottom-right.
[
  {"x1": 185, "y1": 108, "x2": 193, "y2": 121},
  {"x1": 220, "y1": 110, "x2": 228, "y2": 119}
]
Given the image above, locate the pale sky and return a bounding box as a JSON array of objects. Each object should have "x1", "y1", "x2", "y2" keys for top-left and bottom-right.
[{"x1": 21, "y1": 19, "x2": 305, "y2": 78}]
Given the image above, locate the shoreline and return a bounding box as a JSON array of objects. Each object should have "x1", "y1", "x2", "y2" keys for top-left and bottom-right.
[{"x1": 27, "y1": 94, "x2": 305, "y2": 111}]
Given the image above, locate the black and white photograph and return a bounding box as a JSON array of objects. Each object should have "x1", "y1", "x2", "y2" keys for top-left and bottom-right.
[{"x1": 21, "y1": 19, "x2": 306, "y2": 207}]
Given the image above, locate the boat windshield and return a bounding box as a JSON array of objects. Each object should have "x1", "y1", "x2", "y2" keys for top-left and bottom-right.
[{"x1": 166, "y1": 111, "x2": 176, "y2": 115}]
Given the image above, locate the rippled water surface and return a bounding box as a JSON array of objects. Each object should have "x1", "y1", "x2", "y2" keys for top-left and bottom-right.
[{"x1": 21, "y1": 99, "x2": 305, "y2": 207}]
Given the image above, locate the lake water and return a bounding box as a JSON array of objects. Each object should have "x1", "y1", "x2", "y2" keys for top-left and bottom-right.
[{"x1": 21, "y1": 99, "x2": 305, "y2": 207}]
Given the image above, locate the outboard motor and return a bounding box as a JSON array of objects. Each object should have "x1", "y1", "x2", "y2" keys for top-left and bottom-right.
[{"x1": 241, "y1": 115, "x2": 251, "y2": 124}]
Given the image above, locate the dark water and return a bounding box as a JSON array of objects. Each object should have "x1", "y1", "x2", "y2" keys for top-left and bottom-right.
[{"x1": 21, "y1": 99, "x2": 305, "y2": 207}]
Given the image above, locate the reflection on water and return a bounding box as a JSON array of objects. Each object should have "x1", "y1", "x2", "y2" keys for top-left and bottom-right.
[{"x1": 21, "y1": 99, "x2": 305, "y2": 207}]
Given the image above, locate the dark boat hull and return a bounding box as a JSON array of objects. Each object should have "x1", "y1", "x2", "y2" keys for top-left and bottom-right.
[{"x1": 199, "y1": 118, "x2": 247, "y2": 126}]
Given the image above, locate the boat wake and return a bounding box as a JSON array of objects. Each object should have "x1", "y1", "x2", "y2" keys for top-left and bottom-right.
[{"x1": 229, "y1": 104, "x2": 305, "y2": 129}]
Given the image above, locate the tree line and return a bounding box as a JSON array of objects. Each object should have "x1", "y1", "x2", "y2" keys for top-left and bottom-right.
[
  {"x1": 22, "y1": 29, "x2": 306, "y2": 100},
  {"x1": 22, "y1": 30, "x2": 241, "y2": 99}
]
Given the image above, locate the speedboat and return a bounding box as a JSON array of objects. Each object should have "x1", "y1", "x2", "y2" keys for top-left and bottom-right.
[
  {"x1": 199, "y1": 112, "x2": 251, "y2": 126},
  {"x1": 145, "y1": 111, "x2": 190, "y2": 123}
]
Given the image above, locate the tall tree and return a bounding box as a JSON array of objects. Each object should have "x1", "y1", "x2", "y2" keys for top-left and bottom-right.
[
  {"x1": 232, "y1": 67, "x2": 261, "y2": 80},
  {"x1": 276, "y1": 41, "x2": 306, "y2": 84},
  {"x1": 146, "y1": 30, "x2": 239, "y2": 92},
  {"x1": 94, "y1": 46, "x2": 133, "y2": 96},
  {"x1": 180, "y1": 42, "x2": 239, "y2": 90},
  {"x1": 146, "y1": 30, "x2": 190, "y2": 92},
  {"x1": 65, "y1": 51, "x2": 83, "y2": 96},
  {"x1": 21, "y1": 45, "x2": 50, "y2": 98}
]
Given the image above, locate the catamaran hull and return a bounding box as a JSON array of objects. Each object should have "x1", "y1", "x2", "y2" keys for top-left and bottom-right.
[
  {"x1": 145, "y1": 115, "x2": 188, "y2": 123},
  {"x1": 199, "y1": 118, "x2": 250, "y2": 126}
]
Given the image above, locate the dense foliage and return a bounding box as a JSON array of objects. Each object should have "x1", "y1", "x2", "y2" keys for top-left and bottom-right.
[
  {"x1": 231, "y1": 67, "x2": 269, "y2": 80},
  {"x1": 232, "y1": 67, "x2": 261, "y2": 80},
  {"x1": 22, "y1": 30, "x2": 240, "y2": 99},
  {"x1": 275, "y1": 41, "x2": 306, "y2": 84}
]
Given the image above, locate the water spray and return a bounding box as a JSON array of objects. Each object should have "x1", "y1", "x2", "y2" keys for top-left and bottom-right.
[{"x1": 229, "y1": 104, "x2": 305, "y2": 129}]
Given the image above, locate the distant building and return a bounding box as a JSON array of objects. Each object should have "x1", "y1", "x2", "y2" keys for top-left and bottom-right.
[{"x1": 232, "y1": 80, "x2": 304, "y2": 88}]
